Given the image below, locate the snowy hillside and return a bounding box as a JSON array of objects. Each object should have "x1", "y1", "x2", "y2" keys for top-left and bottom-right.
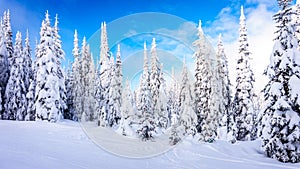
[{"x1": 1, "y1": 120, "x2": 299, "y2": 169}]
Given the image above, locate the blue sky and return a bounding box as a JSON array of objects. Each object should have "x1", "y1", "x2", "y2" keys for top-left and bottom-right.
[{"x1": 0, "y1": 0, "x2": 295, "y2": 91}]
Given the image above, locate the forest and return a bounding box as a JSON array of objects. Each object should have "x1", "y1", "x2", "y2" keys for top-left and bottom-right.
[{"x1": 0, "y1": 0, "x2": 299, "y2": 163}]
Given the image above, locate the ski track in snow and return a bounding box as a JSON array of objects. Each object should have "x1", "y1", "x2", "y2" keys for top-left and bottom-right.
[{"x1": 0, "y1": 120, "x2": 300, "y2": 169}]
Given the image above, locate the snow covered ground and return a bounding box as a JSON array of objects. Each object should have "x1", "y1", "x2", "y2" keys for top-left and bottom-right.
[{"x1": 1, "y1": 120, "x2": 299, "y2": 169}]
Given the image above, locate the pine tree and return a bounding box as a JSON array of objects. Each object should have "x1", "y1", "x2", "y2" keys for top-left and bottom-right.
[
  {"x1": 23, "y1": 30, "x2": 33, "y2": 91},
  {"x1": 80, "y1": 39, "x2": 95, "y2": 121},
  {"x1": 35, "y1": 11, "x2": 66, "y2": 122},
  {"x1": 4, "y1": 31, "x2": 27, "y2": 120},
  {"x1": 150, "y1": 38, "x2": 162, "y2": 124},
  {"x1": 216, "y1": 34, "x2": 232, "y2": 140},
  {"x1": 96, "y1": 22, "x2": 111, "y2": 126},
  {"x1": 2, "y1": 10, "x2": 13, "y2": 68},
  {"x1": 0, "y1": 20, "x2": 9, "y2": 119},
  {"x1": 167, "y1": 67, "x2": 180, "y2": 127},
  {"x1": 137, "y1": 42, "x2": 155, "y2": 141},
  {"x1": 72, "y1": 30, "x2": 83, "y2": 121},
  {"x1": 65, "y1": 65, "x2": 74, "y2": 120},
  {"x1": 117, "y1": 80, "x2": 134, "y2": 136},
  {"x1": 258, "y1": 0, "x2": 300, "y2": 163},
  {"x1": 193, "y1": 20, "x2": 218, "y2": 142},
  {"x1": 232, "y1": 6, "x2": 256, "y2": 141}
]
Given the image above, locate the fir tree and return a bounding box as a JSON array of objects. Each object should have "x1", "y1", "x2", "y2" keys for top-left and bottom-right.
[
  {"x1": 72, "y1": 30, "x2": 83, "y2": 121},
  {"x1": 232, "y1": 6, "x2": 256, "y2": 141},
  {"x1": 258, "y1": 0, "x2": 300, "y2": 163},
  {"x1": 35, "y1": 11, "x2": 66, "y2": 122},
  {"x1": 4, "y1": 31, "x2": 27, "y2": 120},
  {"x1": 193, "y1": 20, "x2": 218, "y2": 142},
  {"x1": 23, "y1": 30, "x2": 33, "y2": 91},
  {"x1": 216, "y1": 34, "x2": 232, "y2": 140},
  {"x1": 65, "y1": 65, "x2": 74, "y2": 120},
  {"x1": 2, "y1": 10, "x2": 13, "y2": 68},
  {"x1": 0, "y1": 20, "x2": 9, "y2": 119},
  {"x1": 117, "y1": 80, "x2": 134, "y2": 136},
  {"x1": 137, "y1": 42, "x2": 155, "y2": 141}
]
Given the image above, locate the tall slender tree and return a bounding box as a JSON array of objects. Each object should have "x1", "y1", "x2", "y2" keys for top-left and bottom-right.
[
  {"x1": 258, "y1": 0, "x2": 300, "y2": 163},
  {"x1": 232, "y1": 6, "x2": 256, "y2": 141},
  {"x1": 4, "y1": 31, "x2": 27, "y2": 120},
  {"x1": 2, "y1": 10, "x2": 13, "y2": 68},
  {"x1": 35, "y1": 11, "x2": 66, "y2": 122}
]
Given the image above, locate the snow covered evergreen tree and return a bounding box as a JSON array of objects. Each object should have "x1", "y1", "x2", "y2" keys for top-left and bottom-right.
[
  {"x1": 136, "y1": 42, "x2": 155, "y2": 141},
  {"x1": 167, "y1": 68, "x2": 180, "y2": 126},
  {"x1": 64, "y1": 65, "x2": 74, "y2": 120},
  {"x1": 2, "y1": 10, "x2": 13, "y2": 68},
  {"x1": 4, "y1": 31, "x2": 27, "y2": 120},
  {"x1": 23, "y1": 30, "x2": 33, "y2": 91},
  {"x1": 117, "y1": 80, "x2": 134, "y2": 136},
  {"x1": 216, "y1": 34, "x2": 232, "y2": 140},
  {"x1": 80, "y1": 38, "x2": 95, "y2": 121},
  {"x1": 193, "y1": 20, "x2": 218, "y2": 142},
  {"x1": 71, "y1": 30, "x2": 83, "y2": 121},
  {"x1": 35, "y1": 11, "x2": 66, "y2": 122},
  {"x1": 0, "y1": 20, "x2": 9, "y2": 119},
  {"x1": 96, "y1": 22, "x2": 111, "y2": 126},
  {"x1": 232, "y1": 6, "x2": 256, "y2": 141},
  {"x1": 258, "y1": 0, "x2": 300, "y2": 163},
  {"x1": 107, "y1": 44, "x2": 122, "y2": 127}
]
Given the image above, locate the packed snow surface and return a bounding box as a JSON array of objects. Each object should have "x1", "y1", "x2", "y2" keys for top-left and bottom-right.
[{"x1": 1, "y1": 120, "x2": 299, "y2": 169}]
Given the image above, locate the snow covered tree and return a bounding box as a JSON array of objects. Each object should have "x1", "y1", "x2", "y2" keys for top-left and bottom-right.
[
  {"x1": 4, "y1": 31, "x2": 27, "y2": 120},
  {"x1": 167, "y1": 67, "x2": 180, "y2": 126},
  {"x1": 258, "y1": 0, "x2": 300, "y2": 163},
  {"x1": 80, "y1": 39, "x2": 95, "y2": 121},
  {"x1": 0, "y1": 20, "x2": 9, "y2": 119},
  {"x1": 96, "y1": 22, "x2": 111, "y2": 126},
  {"x1": 26, "y1": 78, "x2": 36, "y2": 121},
  {"x1": 23, "y1": 30, "x2": 33, "y2": 91},
  {"x1": 116, "y1": 80, "x2": 134, "y2": 136},
  {"x1": 216, "y1": 34, "x2": 232, "y2": 140},
  {"x1": 35, "y1": 11, "x2": 66, "y2": 122},
  {"x1": 2, "y1": 10, "x2": 13, "y2": 68},
  {"x1": 64, "y1": 65, "x2": 74, "y2": 120},
  {"x1": 232, "y1": 6, "x2": 256, "y2": 141},
  {"x1": 136, "y1": 42, "x2": 155, "y2": 141},
  {"x1": 107, "y1": 44, "x2": 122, "y2": 127},
  {"x1": 150, "y1": 38, "x2": 162, "y2": 124},
  {"x1": 193, "y1": 20, "x2": 218, "y2": 142},
  {"x1": 72, "y1": 30, "x2": 83, "y2": 121}
]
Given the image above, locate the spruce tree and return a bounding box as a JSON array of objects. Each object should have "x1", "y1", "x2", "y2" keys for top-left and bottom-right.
[
  {"x1": 4, "y1": 31, "x2": 27, "y2": 120},
  {"x1": 72, "y1": 30, "x2": 83, "y2": 121},
  {"x1": 258, "y1": 0, "x2": 300, "y2": 163},
  {"x1": 35, "y1": 11, "x2": 66, "y2": 122},
  {"x1": 193, "y1": 20, "x2": 218, "y2": 142},
  {"x1": 2, "y1": 10, "x2": 13, "y2": 68},
  {"x1": 216, "y1": 34, "x2": 232, "y2": 140},
  {"x1": 23, "y1": 30, "x2": 33, "y2": 91},
  {"x1": 232, "y1": 6, "x2": 256, "y2": 141},
  {"x1": 0, "y1": 20, "x2": 9, "y2": 119}
]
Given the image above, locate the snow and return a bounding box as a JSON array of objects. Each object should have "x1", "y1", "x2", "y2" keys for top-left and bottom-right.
[{"x1": 1, "y1": 120, "x2": 299, "y2": 169}]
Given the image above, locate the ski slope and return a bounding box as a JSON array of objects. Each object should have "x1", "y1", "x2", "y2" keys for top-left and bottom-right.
[{"x1": 0, "y1": 120, "x2": 299, "y2": 169}]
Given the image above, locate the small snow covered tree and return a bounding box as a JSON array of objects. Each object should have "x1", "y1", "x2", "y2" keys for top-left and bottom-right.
[
  {"x1": 72, "y1": 30, "x2": 83, "y2": 121},
  {"x1": 117, "y1": 80, "x2": 134, "y2": 136},
  {"x1": 35, "y1": 11, "x2": 66, "y2": 122},
  {"x1": 4, "y1": 31, "x2": 27, "y2": 120},
  {"x1": 216, "y1": 34, "x2": 232, "y2": 140},
  {"x1": 167, "y1": 67, "x2": 180, "y2": 126},
  {"x1": 258, "y1": 0, "x2": 300, "y2": 163},
  {"x1": 23, "y1": 30, "x2": 33, "y2": 91},
  {"x1": 0, "y1": 20, "x2": 9, "y2": 119},
  {"x1": 193, "y1": 20, "x2": 218, "y2": 142},
  {"x1": 232, "y1": 6, "x2": 256, "y2": 141}
]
